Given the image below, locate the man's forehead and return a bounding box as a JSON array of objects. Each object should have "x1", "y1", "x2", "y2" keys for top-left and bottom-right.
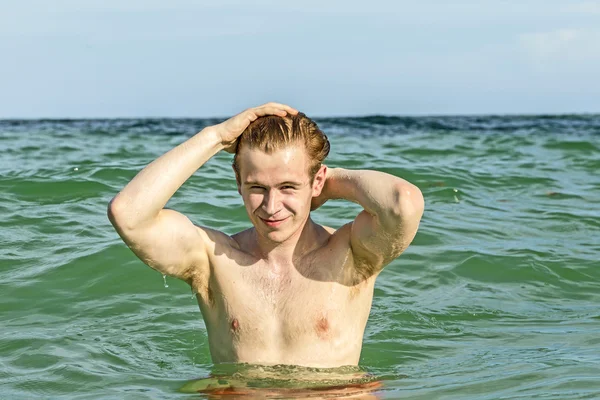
[
  {"x1": 243, "y1": 166, "x2": 308, "y2": 185},
  {"x1": 238, "y1": 146, "x2": 308, "y2": 168},
  {"x1": 238, "y1": 146, "x2": 311, "y2": 183}
]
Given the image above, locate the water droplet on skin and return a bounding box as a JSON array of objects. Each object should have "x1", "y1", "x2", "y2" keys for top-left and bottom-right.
[{"x1": 162, "y1": 274, "x2": 169, "y2": 288}]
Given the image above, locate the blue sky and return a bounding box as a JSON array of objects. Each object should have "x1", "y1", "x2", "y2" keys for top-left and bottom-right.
[{"x1": 1, "y1": 0, "x2": 599, "y2": 118}]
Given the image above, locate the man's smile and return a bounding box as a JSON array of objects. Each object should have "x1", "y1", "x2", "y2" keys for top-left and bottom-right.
[{"x1": 259, "y1": 216, "x2": 290, "y2": 228}]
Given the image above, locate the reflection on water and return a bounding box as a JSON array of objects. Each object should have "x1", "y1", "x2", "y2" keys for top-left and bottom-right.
[{"x1": 180, "y1": 363, "x2": 390, "y2": 398}]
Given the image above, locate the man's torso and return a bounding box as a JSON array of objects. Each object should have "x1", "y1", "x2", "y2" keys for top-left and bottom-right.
[{"x1": 189, "y1": 223, "x2": 377, "y2": 368}]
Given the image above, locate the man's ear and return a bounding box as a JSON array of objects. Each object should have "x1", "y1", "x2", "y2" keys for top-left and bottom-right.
[
  {"x1": 312, "y1": 164, "x2": 327, "y2": 196},
  {"x1": 232, "y1": 165, "x2": 241, "y2": 195}
]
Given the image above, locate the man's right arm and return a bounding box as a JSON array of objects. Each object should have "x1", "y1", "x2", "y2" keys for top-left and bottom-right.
[
  {"x1": 107, "y1": 103, "x2": 297, "y2": 283},
  {"x1": 107, "y1": 128, "x2": 224, "y2": 282}
]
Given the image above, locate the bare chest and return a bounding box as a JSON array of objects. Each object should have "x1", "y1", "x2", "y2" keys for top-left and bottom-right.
[
  {"x1": 238, "y1": 264, "x2": 343, "y2": 315},
  {"x1": 195, "y1": 247, "x2": 376, "y2": 365},
  {"x1": 204, "y1": 258, "x2": 372, "y2": 342}
]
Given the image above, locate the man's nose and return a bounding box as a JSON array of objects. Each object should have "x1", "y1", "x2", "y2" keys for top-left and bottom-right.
[{"x1": 263, "y1": 190, "x2": 281, "y2": 215}]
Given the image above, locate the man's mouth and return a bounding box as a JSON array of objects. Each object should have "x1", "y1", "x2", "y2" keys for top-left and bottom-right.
[{"x1": 259, "y1": 216, "x2": 289, "y2": 228}]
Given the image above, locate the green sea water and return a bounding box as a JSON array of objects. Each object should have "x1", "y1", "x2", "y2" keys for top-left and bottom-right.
[{"x1": 1, "y1": 115, "x2": 599, "y2": 399}]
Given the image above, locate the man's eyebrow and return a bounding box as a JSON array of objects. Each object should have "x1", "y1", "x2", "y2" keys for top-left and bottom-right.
[
  {"x1": 244, "y1": 180, "x2": 270, "y2": 186},
  {"x1": 279, "y1": 181, "x2": 303, "y2": 186},
  {"x1": 243, "y1": 180, "x2": 303, "y2": 186}
]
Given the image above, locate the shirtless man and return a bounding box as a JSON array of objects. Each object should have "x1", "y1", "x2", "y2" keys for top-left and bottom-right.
[{"x1": 108, "y1": 102, "x2": 424, "y2": 369}]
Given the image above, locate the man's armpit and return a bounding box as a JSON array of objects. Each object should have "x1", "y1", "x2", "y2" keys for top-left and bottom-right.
[
  {"x1": 348, "y1": 211, "x2": 409, "y2": 276},
  {"x1": 349, "y1": 252, "x2": 380, "y2": 284}
]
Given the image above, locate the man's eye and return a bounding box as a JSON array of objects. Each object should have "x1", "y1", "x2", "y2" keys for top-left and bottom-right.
[
  {"x1": 281, "y1": 186, "x2": 295, "y2": 190},
  {"x1": 250, "y1": 186, "x2": 264, "y2": 190}
]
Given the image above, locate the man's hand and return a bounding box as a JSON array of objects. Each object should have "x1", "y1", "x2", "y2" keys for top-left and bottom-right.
[{"x1": 214, "y1": 102, "x2": 298, "y2": 153}]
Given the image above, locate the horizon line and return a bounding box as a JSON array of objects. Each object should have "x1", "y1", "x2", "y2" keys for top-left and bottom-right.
[{"x1": 1, "y1": 111, "x2": 599, "y2": 122}]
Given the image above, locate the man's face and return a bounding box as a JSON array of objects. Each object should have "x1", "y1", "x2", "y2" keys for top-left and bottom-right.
[{"x1": 236, "y1": 144, "x2": 325, "y2": 244}]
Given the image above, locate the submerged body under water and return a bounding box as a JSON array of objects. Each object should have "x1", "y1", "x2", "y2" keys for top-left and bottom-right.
[
  {"x1": 1, "y1": 115, "x2": 599, "y2": 399},
  {"x1": 180, "y1": 364, "x2": 384, "y2": 398}
]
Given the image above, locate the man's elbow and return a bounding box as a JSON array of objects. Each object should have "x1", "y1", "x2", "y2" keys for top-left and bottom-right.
[
  {"x1": 107, "y1": 196, "x2": 132, "y2": 231},
  {"x1": 390, "y1": 182, "x2": 424, "y2": 221}
]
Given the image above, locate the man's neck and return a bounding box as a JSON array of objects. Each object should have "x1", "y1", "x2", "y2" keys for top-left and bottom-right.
[{"x1": 253, "y1": 217, "x2": 322, "y2": 266}]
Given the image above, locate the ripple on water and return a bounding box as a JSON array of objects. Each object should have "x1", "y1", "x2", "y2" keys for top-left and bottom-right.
[{"x1": 1, "y1": 116, "x2": 600, "y2": 399}]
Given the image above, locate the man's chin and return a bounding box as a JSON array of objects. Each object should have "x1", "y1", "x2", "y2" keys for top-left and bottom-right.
[
  {"x1": 263, "y1": 229, "x2": 291, "y2": 243},
  {"x1": 253, "y1": 225, "x2": 294, "y2": 244}
]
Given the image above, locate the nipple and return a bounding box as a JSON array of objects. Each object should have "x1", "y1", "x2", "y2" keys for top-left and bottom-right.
[
  {"x1": 231, "y1": 318, "x2": 239, "y2": 331},
  {"x1": 315, "y1": 316, "x2": 330, "y2": 338}
]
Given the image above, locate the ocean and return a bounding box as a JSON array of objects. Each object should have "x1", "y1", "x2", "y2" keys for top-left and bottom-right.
[{"x1": 1, "y1": 115, "x2": 599, "y2": 399}]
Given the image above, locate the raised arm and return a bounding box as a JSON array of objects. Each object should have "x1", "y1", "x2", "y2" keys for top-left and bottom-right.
[
  {"x1": 313, "y1": 167, "x2": 424, "y2": 279},
  {"x1": 107, "y1": 103, "x2": 297, "y2": 283}
]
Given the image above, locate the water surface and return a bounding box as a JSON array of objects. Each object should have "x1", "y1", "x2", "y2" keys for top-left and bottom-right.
[{"x1": 1, "y1": 115, "x2": 599, "y2": 399}]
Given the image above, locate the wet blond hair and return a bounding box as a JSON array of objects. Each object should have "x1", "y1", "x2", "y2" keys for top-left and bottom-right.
[{"x1": 233, "y1": 112, "x2": 330, "y2": 183}]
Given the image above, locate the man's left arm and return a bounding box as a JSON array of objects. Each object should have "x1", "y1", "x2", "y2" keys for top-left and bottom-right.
[{"x1": 316, "y1": 167, "x2": 424, "y2": 278}]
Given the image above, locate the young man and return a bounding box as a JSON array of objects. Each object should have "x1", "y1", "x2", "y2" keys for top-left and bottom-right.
[{"x1": 108, "y1": 103, "x2": 424, "y2": 368}]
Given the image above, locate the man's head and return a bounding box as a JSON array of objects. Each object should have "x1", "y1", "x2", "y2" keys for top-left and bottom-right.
[
  {"x1": 232, "y1": 112, "x2": 330, "y2": 243},
  {"x1": 232, "y1": 112, "x2": 329, "y2": 183}
]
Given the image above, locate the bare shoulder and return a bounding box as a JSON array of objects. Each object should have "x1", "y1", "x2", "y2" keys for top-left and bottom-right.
[
  {"x1": 322, "y1": 222, "x2": 352, "y2": 248},
  {"x1": 187, "y1": 225, "x2": 244, "y2": 294},
  {"x1": 195, "y1": 225, "x2": 256, "y2": 268},
  {"x1": 320, "y1": 224, "x2": 337, "y2": 235},
  {"x1": 311, "y1": 222, "x2": 374, "y2": 285},
  {"x1": 230, "y1": 227, "x2": 253, "y2": 248},
  {"x1": 198, "y1": 225, "x2": 242, "y2": 251},
  {"x1": 308, "y1": 222, "x2": 350, "y2": 251}
]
